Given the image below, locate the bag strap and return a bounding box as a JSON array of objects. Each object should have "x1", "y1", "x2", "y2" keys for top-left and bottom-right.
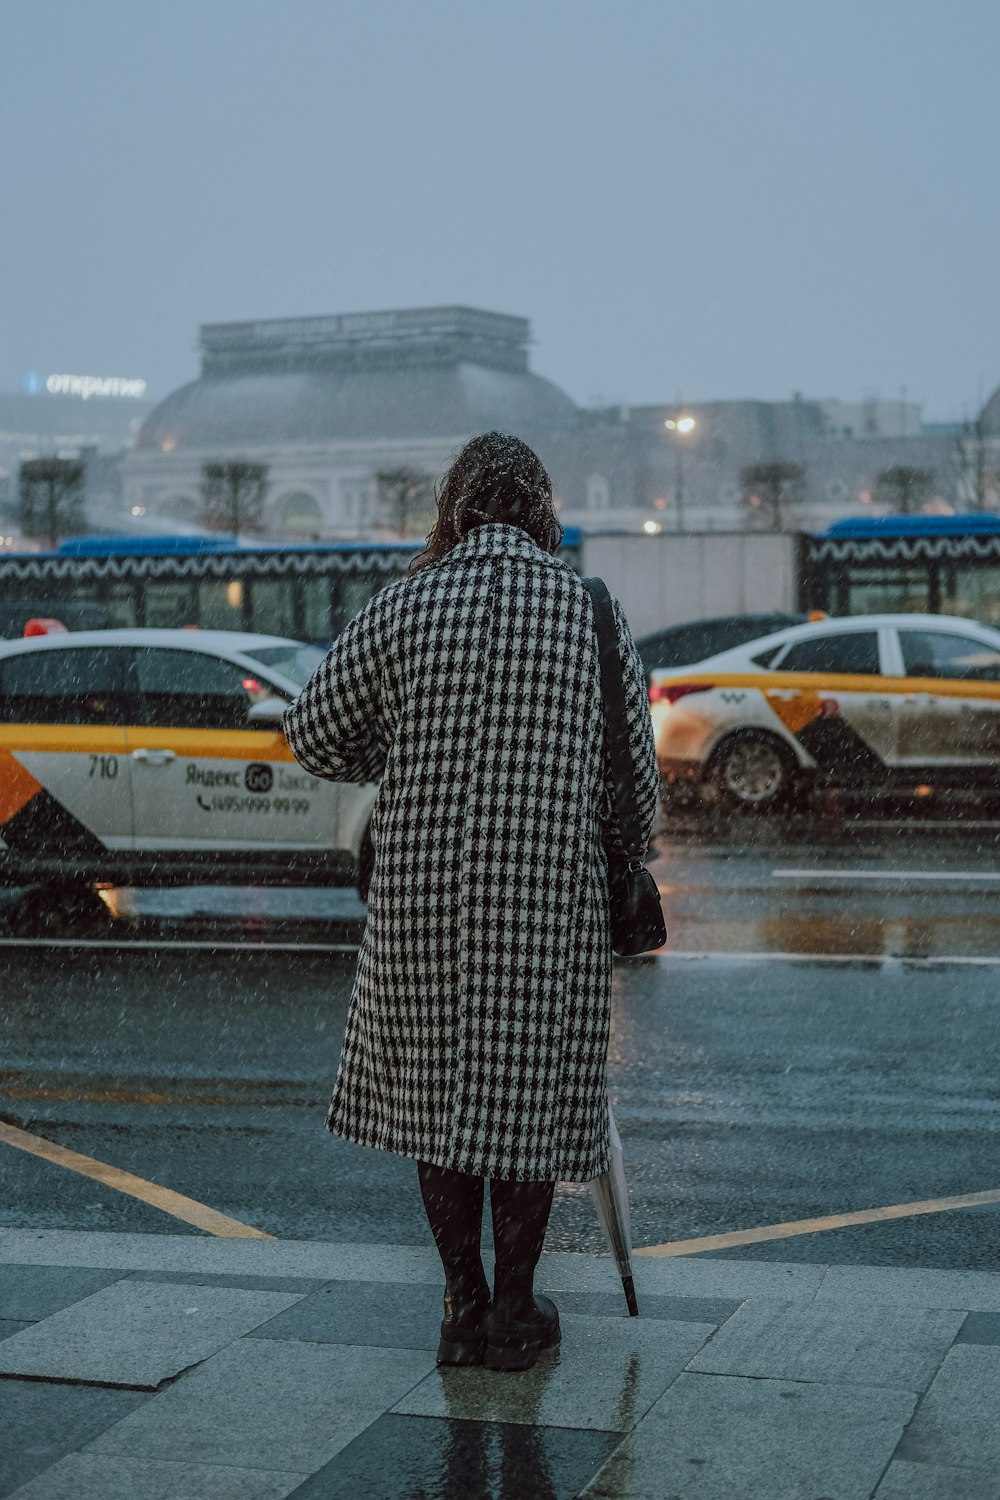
[{"x1": 582, "y1": 577, "x2": 646, "y2": 863}]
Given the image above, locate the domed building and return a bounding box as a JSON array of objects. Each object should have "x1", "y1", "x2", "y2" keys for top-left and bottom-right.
[{"x1": 124, "y1": 306, "x2": 579, "y2": 537}]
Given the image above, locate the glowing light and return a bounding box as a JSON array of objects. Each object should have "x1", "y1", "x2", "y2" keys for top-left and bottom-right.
[
  {"x1": 676, "y1": 416, "x2": 696, "y2": 433},
  {"x1": 643, "y1": 520, "x2": 661, "y2": 534},
  {"x1": 915, "y1": 784, "x2": 934, "y2": 797},
  {"x1": 226, "y1": 580, "x2": 244, "y2": 608},
  {"x1": 130, "y1": 505, "x2": 145, "y2": 517}
]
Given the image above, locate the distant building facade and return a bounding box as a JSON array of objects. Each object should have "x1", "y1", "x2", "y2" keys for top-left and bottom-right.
[
  {"x1": 547, "y1": 398, "x2": 970, "y2": 535},
  {"x1": 125, "y1": 307, "x2": 576, "y2": 538},
  {"x1": 124, "y1": 304, "x2": 996, "y2": 541}
]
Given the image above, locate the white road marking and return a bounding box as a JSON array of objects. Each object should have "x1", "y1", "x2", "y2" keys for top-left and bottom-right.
[
  {"x1": 1, "y1": 938, "x2": 998, "y2": 966},
  {"x1": 653, "y1": 949, "x2": 1000, "y2": 966},
  {"x1": 773, "y1": 868, "x2": 1000, "y2": 882},
  {"x1": 0, "y1": 937, "x2": 359, "y2": 953}
]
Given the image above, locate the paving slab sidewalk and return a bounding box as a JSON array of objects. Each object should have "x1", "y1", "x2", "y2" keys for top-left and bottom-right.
[{"x1": 2, "y1": 1229, "x2": 1000, "y2": 1499}]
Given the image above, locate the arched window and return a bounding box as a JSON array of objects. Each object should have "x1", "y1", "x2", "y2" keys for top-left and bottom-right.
[
  {"x1": 586, "y1": 473, "x2": 610, "y2": 511},
  {"x1": 274, "y1": 491, "x2": 323, "y2": 538}
]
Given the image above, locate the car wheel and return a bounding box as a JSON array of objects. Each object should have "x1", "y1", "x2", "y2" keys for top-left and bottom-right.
[{"x1": 709, "y1": 732, "x2": 797, "y2": 812}]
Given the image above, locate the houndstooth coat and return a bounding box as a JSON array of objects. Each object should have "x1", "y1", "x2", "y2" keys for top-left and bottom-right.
[{"x1": 283, "y1": 521, "x2": 658, "y2": 1182}]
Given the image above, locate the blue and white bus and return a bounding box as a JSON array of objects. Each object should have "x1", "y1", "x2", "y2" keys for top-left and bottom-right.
[
  {"x1": 805, "y1": 514, "x2": 1000, "y2": 625},
  {"x1": 0, "y1": 530, "x2": 583, "y2": 642}
]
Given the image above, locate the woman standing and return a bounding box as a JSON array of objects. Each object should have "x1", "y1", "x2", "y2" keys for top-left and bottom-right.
[{"x1": 283, "y1": 432, "x2": 658, "y2": 1371}]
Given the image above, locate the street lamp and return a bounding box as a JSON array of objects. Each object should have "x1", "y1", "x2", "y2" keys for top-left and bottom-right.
[{"x1": 664, "y1": 414, "x2": 697, "y2": 531}]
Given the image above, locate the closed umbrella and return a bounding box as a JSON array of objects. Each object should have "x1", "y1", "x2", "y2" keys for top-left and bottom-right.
[{"x1": 590, "y1": 1104, "x2": 639, "y2": 1316}]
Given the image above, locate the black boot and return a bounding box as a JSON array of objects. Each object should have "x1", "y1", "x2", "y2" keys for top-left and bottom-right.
[
  {"x1": 417, "y1": 1161, "x2": 491, "y2": 1366},
  {"x1": 485, "y1": 1177, "x2": 559, "y2": 1372}
]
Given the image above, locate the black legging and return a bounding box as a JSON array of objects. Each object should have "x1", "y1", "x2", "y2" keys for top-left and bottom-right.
[{"x1": 418, "y1": 1160, "x2": 555, "y2": 1316}]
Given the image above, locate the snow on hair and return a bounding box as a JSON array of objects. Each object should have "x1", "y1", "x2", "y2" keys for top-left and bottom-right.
[{"x1": 408, "y1": 432, "x2": 562, "y2": 574}]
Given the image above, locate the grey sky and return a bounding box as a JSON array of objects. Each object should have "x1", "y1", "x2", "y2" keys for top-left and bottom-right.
[{"x1": 2, "y1": 0, "x2": 997, "y2": 420}]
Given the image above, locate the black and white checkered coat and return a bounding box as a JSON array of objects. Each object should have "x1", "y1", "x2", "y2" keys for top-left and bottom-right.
[{"x1": 283, "y1": 522, "x2": 658, "y2": 1182}]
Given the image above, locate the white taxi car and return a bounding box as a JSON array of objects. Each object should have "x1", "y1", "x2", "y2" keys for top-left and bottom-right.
[
  {"x1": 649, "y1": 613, "x2": 1000, "y2": 809},
  {"x1": 0, "y1": 629, "x2": 376, "y2": 889}
]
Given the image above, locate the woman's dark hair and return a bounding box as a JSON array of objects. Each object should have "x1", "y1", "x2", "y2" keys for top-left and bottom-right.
[{"x1": 407, "y1": 431, "x2": 562, "y2": 575}]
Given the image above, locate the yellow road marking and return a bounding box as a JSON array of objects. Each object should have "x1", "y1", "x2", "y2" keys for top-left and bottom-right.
[
  {"x1": 0, "y1": 1119, "x2": 274, "y2": 1240},
  {"x1": 635, "y1": 1186, "x2": 1000, "y2": 1257},
  {"x1": 0, "y1": 1082, "x2": 281, "y2": 1108}
]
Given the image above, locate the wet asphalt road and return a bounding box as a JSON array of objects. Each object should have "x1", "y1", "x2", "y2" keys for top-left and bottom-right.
[{"x1": 1, "y1": 812, "x2": 999, "y2": 1272}]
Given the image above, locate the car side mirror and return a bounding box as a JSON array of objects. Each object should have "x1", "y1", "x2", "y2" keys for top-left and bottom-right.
[{"x1": 247, "y1": 697, "x2": 289, "y2": 725}]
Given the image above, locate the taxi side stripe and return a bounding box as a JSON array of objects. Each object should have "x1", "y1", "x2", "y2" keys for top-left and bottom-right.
[
  {"x1": 0, "y1": 751, "x2": 42, "y2": 824},
  {"x1": 656, "y1": 670, "x2": 1000, "y2": 702},
  {"x1": 2, "y1": 785, "x2": 105, "y2": 854},
  {"x1": 0, "y1": 726, "x2": 127, "y2": 754},
  {"x1": 125, "y1": 728, "x2": 296, "y2": 762},
  {"x1": 0, "y1": 725, "x2": 296, "y2": 762}
]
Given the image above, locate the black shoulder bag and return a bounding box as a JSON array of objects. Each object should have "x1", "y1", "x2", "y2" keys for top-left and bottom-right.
[{"x1": 583, "y1": 577, "x2": 667, "y2": 957}]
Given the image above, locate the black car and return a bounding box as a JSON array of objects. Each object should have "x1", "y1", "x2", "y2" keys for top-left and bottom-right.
[{"x1": 636, "y1": 613, "x2": 807, "y2": 677}]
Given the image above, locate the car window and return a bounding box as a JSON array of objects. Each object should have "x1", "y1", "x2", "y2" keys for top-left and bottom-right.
[
  {"x1": 778, "y1": 632, "x2": 881, "y2": 676},
  {"x1": 900, "y1": 630, "x2": 1000, "y2": 683},
  {"x1": 133, "y1": 648, "x2": 276, "y2": 730},
  {"x1": 751, "y1": 644, "x2": 786, "y2": 668},
  {"x1": 249, "y1": 643, "x2": 326, "y2": 688},
  {"x1": 0, "y1": 647, "x2": 133, "y2": 725},
  {"x1": 638, "y1": 615, "x2": 802, "y2": 671}
]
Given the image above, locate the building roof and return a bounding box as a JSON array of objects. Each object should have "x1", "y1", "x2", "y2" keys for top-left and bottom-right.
[
  {"x1": 980, "y1": 382, "x2": 1000, "y2": 435},
  {"x1": 137, "y1": 306, "x2": 578, "y2": 451}
]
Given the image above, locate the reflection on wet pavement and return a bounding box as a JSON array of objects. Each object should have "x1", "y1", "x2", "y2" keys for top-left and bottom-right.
[
  {"x1": 0, "y1": 882, "x2": 367, "y2": 948},
  {"x1": 652, "y1": 818, "x2": 1000, "y2": 961},
  {"x1": 0, "y1": 816, "x2": 997, "y2": 962}
]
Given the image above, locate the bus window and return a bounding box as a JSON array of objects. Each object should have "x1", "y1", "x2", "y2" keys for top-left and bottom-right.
[
  {"x1": 300, "y1": 576, "x2": 332, "y2": 643},
  {"x1": 197, "y1": 578, "x2": 246, "y2": 631},
  {"x1": 942, "y1": 564, "x2": 1000, "y2": 626},
  {"x1": 332, "y1": 577, "x2": 375, "y2": 635},
  {"x1": 249, "y1": 578, "x2": 295, "y2": 638},
  {"x1": 146, "y1": 580, "x2": 197, "y2": 629},
  {"x1": 846, "y1": 569, "x2": 929, "y2": 615},
  {"x1": 104, "y1": 583, "x2": 141, "y2": 628}
]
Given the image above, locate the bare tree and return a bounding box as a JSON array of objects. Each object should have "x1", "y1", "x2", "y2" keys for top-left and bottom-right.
[
  {"x1": 19, "y1": 457, "x2": 86, "y2": 547},
  {"x1": 200, "y1": 461, "x2": 269, "y2": 535},
  {"x1": 953, "y1": 415, "x2": 993, "y2": 511},
  {"x1": 374, "y1": 467, "x2": 435, "y2": 538},
  {"x1": 740, "y1": 462, "x2": 806, "y2": 531},
  {"x1": 874, "y1": 465, "x2": 934, "y2": 515}
]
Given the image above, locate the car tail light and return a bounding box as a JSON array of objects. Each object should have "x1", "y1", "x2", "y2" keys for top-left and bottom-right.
[
  {"x1": 24, "y1": 617, "x2": 69, "y2": 636},
  {"x1": 242, "y1": 677, "x2": 263, "y2": 693},
  {"x1": 649, "y1": 681, "x2": 714, "y2": 704}
]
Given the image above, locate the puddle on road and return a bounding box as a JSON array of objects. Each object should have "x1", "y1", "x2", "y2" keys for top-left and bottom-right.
[{"x1": 661, "y1": 911, "x2": 1000, "y2": 961}]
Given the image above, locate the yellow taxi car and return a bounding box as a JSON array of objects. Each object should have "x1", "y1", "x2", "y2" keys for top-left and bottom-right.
[
  {"x1": 0, "y1": 628, "x2": 376, "y2": 889},
  {"x1": 649, "y1": 612, "x2": 1000, "y2": 810}
]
